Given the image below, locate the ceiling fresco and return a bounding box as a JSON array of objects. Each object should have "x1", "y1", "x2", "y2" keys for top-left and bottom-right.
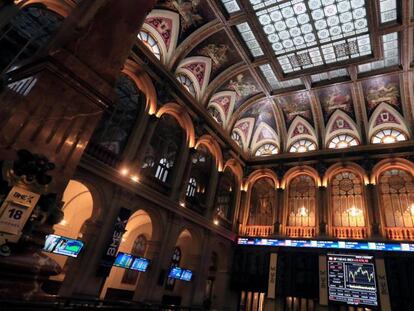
[{"x1": 137, "y1": 0, "x2": 413, "y2": 157}]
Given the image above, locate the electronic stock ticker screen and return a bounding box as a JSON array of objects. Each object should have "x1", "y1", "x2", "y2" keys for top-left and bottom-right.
[{"x1": 328, "y1": 254, "x2": 378, "y2": 307}]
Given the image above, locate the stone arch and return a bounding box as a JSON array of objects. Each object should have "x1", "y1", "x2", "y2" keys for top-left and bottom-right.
[
  {"x1": 156, "y1": 103, "x2": 196, "y2": 148},
  {"x1": 17, "y1": 0, "x2": 73, "y2": 17},
  {"x1": 195, "y1": 135, "x2": 224, "y2": 172},
  {"x1": 325, "y1": 110, "x2": 361, "y2": 147},
  {"x1": 286, "y1": 116, "x2": 318, "y2": 151},
  {"x1": 281, "y1": 165, "x2": 321, "y2": 189}
]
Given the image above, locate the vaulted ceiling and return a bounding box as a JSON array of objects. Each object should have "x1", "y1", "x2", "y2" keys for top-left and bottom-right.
[{"x1": 140, "y1": 0, "x2": 413, "y2": 159}]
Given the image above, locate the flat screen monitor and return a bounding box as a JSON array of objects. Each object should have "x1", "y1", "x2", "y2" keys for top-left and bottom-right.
[
  {"x1": 113, "y1": 252, "x2": 150, "y2": 272},
  {"x1": 168, "y1": 267, "x2": 193, "y2": 281},
  {"x1": 327, "y1": 254, "x2": 378, "y2": 307},
  {"x1": 43, "y1": 234, "x2": 84, "y2": 258}
]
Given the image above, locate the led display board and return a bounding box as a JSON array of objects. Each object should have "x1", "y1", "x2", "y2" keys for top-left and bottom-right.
[
  {"x1": 168, "y1": 267, "x2": 193, "y2": 281},
  {"x1": 328, "y1": 254, "x2": 378, "y2": 307},
  {"x1": 113, "y1": 252, "x2": 150, "y2": 272},
  {"x1": 237, "y1": 237, "x2": 414, "y2": 253},
  {"x1": 43, "y1": 234, "x2": 84, "y2": 258}
]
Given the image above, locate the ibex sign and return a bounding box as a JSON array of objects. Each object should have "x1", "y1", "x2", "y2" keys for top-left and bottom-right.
[
  {"x1": 97, "y1": 207, "x2": 131, "y2": 276},
  {"x1": 0, "y1": 186, "x2": 40, "y2": 235}
]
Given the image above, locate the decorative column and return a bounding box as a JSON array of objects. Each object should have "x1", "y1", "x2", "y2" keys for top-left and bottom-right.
[
  {"x1": 318, "y1": 186, "x2": 328, "y2": 236},
  {"x1": 274, "y1": 188, "x2": 284, "y2": 235},
  {"x1": 0, "y1": 0, "x2": 157, "y2": 299},
  {"x1": 170, "y1": 147, "x2": 194, "y2": 202},
  {"x1": 365, "y1": 183, "x2": 381, "y2": 237},
  {"x1": 133, "y1": 114, "x2": 159, "y2": 172}
]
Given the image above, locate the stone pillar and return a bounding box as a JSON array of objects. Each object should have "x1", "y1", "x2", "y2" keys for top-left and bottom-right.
[
  {"x1": 170, "y1": 146, "x2": 193, "y2": 202},
  {"x1": 237, "y1": 190, "x2": 248, "y2": 234},
  {"x1": 134, "y1": 114, "x2": 159, "y2": 171},
  {"x1": 275, "y1": 188, "x2": 284, "y2": 235},
  {"x1": 0, "y1": 0, "x2": 157, "y2": 299},
  {"x1": 318, "y1": 186, "x2": 328, "y2": 236},
  {"x1": 205, "y1": 167, "x2": 220, "y2": 219},
  {"x1": 365, "y1": 183, "x2": 381, "y2": 237}
]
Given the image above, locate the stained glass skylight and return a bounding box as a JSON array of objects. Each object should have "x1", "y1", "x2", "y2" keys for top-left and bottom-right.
[
  {"x1": 259, "y1": 64, "x2": 303, "y2": 89},
  {"x1": 358, "y1": 32, "x2": 399, "y2": 73},
  {"x1": 311, "y1": 68, "x2": 348, "y2": 82},
  {"x1": 221, "y1": 0, "x2": 241, "y2": 14},
  {"x1": 379, "y1": 0, "x2": 397, "y2": 23},
  {"x1": 250, "y1": 0, "x2": 372, "y2": 74},
  {"x1": 236, "y1": 22, "x2": 264, "y2": 57}
]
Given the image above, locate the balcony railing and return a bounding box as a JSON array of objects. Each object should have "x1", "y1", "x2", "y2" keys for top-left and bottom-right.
[
  {"x1": 333, "y1": 226, "x2": 367, "y2": 239},
  {"x1": 85, "y1": 142, "x2": 121, "y2": 168},
  {"x1": 384, "y1": 227, "x2": 414, "y2": 241},
  {"x1": 239, "y1": 225, "x2": 273, "y2": 237},
  {"x1": 285, "y1": 226, "x2": 316, "y2": 238}
]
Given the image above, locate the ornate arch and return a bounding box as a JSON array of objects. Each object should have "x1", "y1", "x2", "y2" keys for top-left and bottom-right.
[
  {"x1": 207, "y1": 91, "x2": 237, "y2": 129},
  {"x1": 368, "y1": 103, "x2": 410, "y2": 141},
  {"x1": 156, "y1": 103, "x2": 196, "y2": 148},
  {"x1": 325, "y1": 110, "x2": 361, "y2": 147},
  {"x1": 232, "y1": 117, "x2": 255, "y2": 152},
  {"x1": 286, "y1": 116, "x2": 318, "y2": 151},
  {"x1": 281, "y1": 165, "x2": 321, "y2": 189},
  {"x1": 223, "y1": 159, "x2": 243, "y2": 184},
  {"x1": 175, "y1": 56, "x2": 212, "y2": 101},
  {"x1": 195, "y1": 135, "x2": 224, "y2": 172},
  {"x1": 245, "y1": 169, "x2": 279, "y2": 191},
  {"x1": 371, "y1": 158, "x2": 414, "y2": 184},
  {"x1": 17, "y1": 0, "x2": 73, "y2": 17},
  {"x1": 250, "y1": 122, "x2": 280, "y2": 156},
  {"x1": 122, "y1": 60, "x2": 157, "y2": 115},
  {"x1": 141, "y1": 9, "x2": 180, "y2": 65}
]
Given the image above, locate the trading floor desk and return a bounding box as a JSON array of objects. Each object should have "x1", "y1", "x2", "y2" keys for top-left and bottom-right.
[{"x1": 232, "y1": 237, "x2": 414, "y2": 311}]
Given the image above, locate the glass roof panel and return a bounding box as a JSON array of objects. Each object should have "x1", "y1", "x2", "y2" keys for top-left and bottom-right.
[
  {"x1": 249, "y1": 0, "x2": 372, "y2": 74},
  {"x1": 311, "y1": 68, "x2": 348, "y2": 82},
  {"x1": 259, "y1": 64, "x2": 303, "y2": 89},
  {"x1": 358, "y1": 32, "x2": 399, "y2": 73},
  {"x1": 236, "y1": 22, "x2": 264, "y2": 57},
  {"x1": 379, "y1": 0, "x2": 397, "y2": 23},
  {"x1": 221, "y1": 0, "x2": 241, "y2": 14}
]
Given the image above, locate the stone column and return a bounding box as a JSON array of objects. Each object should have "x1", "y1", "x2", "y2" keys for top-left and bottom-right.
[
  {"x1": 318, "y1": 186, "x2": 328, "y2": 236},
  {"x1": 134, "y1": 114, "x2": 159, "y2": 172},
  {"x1": 190, "y1": 231, "x2": 210, "y2": 307},
  {"x1": 275, "y1": 188, "x2": 284, "y2": 235},
  {"x1": 237, "y1": 190, "x2": 248, "y2": 234},
  {"x1": 205, "y1": 167, "x2": 220, "y2": 219},
  {"x1": 365, "y1": 183, "x2": 381, "y2": 237},
  {"x1": 170, "y1": 146, "x2": 193, "y2": 202},
  {"x1": 0, "y1": 0, "x2": 157, "y2": 299}
]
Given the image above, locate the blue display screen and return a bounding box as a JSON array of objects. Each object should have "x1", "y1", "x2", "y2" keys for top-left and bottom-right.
[
  {"x1": 43, "y1": 234, "x2": 84, "y2": 258},
  {"x1": 237, "y1": 237, "x2": 414, "y2": 252},
  {"x1": 168, "y1": 267, "x2": 193, "y2": 281},
  {"x1": 113, "y1": 252, "x2": 150, "y2": 272}
]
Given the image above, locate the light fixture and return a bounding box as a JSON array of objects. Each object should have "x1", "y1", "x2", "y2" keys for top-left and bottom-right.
[
  {"x1": 179, "y1": 201, "x2": 185, "y2": 208},
  {"x1": 348, "y1": 206, "x2": 362, "y2": 217},
  {"x1": 120, "y1": 168, "x2": 129, "y2": 176},
  {"x1": 408, "y1": 204, "x2": 414, "y2": 216},
  {"x1": 213, "y1": 219, "x2": 219, "y2": 226},
  {"x1": 298, "y1": 206, "x2": 308, "y2": 217},
  {"x1": 59, "y1": 219, "x2": 67, "y2": 226},
  {"x1": 131, "y1": 175, "x2": 139, "y2": 183}
]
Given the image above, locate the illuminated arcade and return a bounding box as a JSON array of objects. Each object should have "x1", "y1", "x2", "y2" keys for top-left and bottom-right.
[{"x1": 0, "y1": 0, "x2": 413, "y2": 310}]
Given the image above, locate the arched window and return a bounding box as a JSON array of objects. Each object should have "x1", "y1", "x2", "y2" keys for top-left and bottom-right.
[
  {"x1": 186, "y1": 177, "x2": 197, "y2": 198},
  {"x1": 176, "y1": 73, "x2": 196, "y2": 96},
  {"x1": 208, "y1": 106, "x2": 223, "y2": 126},
  {"x1": 247, "y1": 178, "x2": 275, "y2": 227},
  {"x1": 0, "y1": 6, "x2": 63, "y2": 73},
  {"x1": 379, "y1": 169, "x2": 414, "y2": 231},
  {"x1": 371, "y1": 128, "x2": 407, "y2": 144},
  {"x1": 287, "y1": 175, "x2": 316, "y2": 233},
  {"x1": 231, "y1": 131, "x2": 243, "y2": 149},
  {"x1": 186, "y1": 147, "x2": 215, "y2": 213},
  {"x1": 142, "y1": 114, "x2": 183, "y2": 189},
  {"x1": 215, "y1": 168, "x2": 236, "y2": 223},
  {"x1": 89, "y1": 74, "x2": 144, "y2": 162},
  {"x1": 289, "y1": 139, "x2": 317, "y2": 153},
  {"x1": 137, "y1": 30, "x2": 161, "y2": 60},
  {"x1": 155, "y1": 158, "x2": 171, "y2": 182},
  {"x1": 328, "y1": 134, "x2": 359, "y2": 149},
  {"x1": 255, "y1": 143, "x2": 278, "y2": 157},
  {"x1": 122, "y1": 234, "x2": 147, "y2": 285},
  {"x1": 331, "y1": 171, "x2": 366, "y2": 238},
  {"x1": 166, "y1": 246, "x2": 181, "y2": 290}
]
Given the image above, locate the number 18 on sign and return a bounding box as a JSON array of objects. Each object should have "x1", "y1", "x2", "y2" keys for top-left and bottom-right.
[{"x1": 0, "y1": 187, "x2": 40, "y2": 235}]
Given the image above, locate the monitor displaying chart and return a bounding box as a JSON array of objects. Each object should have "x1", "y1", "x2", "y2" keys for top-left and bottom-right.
[{"x1": 327, "y1": 254, "x2": 378, "y2": 307}]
